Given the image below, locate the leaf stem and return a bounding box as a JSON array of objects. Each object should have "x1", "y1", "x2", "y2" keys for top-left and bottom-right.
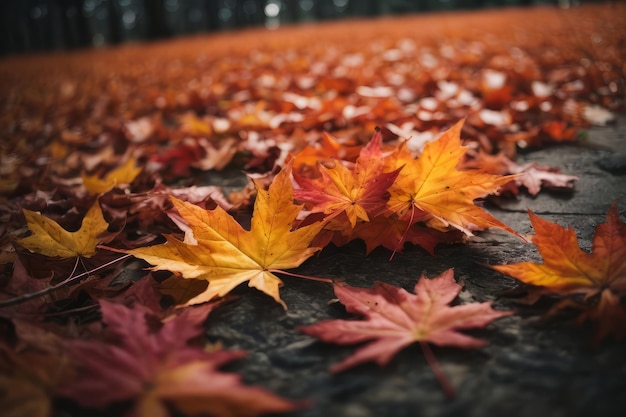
[
  {"x1": 269, "y1": 269, "x2": 334, "y2": 284},
  {"x1": 419, "y1": 341, "x2": 456, "y2": 399},
  {"x1": 0, "y1": 254, "x2": 131, "y2": 308},
  {"x1": 390, "y1": 203, "x2": 417, "y2": 261}
]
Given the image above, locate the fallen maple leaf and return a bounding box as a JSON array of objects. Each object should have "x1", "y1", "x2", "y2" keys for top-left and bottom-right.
[
  {"x1": 491, "y1": 203, "x2": 626, "y2": 295},
  {"x1": 580, "y1": 289, "x2": 626, "y2": 342},
  {"x1": 82, "y1": 157, "x2": 142, "y2": 195},
  {"x1": 128, "y1": 164, "x2": 325, "y2": 308},
  {"x1": 299, "y1": 269, "x2": 511, "y2": 395},
  {"x1": 471, "y1": 151, "x2": 578, "y2": 196},
  {"x1": 0, "y1": 319, "x2": 72, "y2": 417},
  {"x1": 292, "y1": 131, "x2": 360, "y2": 174},
  {"x1": 17, "y1": 201, "x2": 109, "y2": 259},
  {"x1": 60, "y1": 300, "x2": 299, "y2": 417},
  {"x1": 349, "y1": 215, "x2": 464, "y2": 255},
  {"x1": 294, "y1": 130, "x2": 400, "y2": 228},
  {"x1": 384, "y1": 120, "x2": 519, "y2": 236},
  {"x1": 489, "y1": 202, "x2": 626, "y2": 341}
]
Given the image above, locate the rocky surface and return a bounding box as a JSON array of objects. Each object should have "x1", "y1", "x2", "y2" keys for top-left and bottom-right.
[{"x1": 205, "y1": 117, "x2": 626, "y2": 417}]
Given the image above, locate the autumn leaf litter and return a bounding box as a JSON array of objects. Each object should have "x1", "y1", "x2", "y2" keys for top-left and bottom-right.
[{"x1": 1, "y1": 4, "x2": 625, "y2": 417}]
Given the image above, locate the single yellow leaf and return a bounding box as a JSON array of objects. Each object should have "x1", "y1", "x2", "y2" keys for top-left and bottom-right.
[
  {"x1": 17, "y1": 202, "x2": 109, "y2": 258},
  {"x1": 82, "y1": 157, "x2": 142, "y2": 194},
  {"x1": 129, "y1": 165, "x2": 325, "y2": 308},
  {"x1": 385, "y1": 120, "x2": 519, "y2": 236}
]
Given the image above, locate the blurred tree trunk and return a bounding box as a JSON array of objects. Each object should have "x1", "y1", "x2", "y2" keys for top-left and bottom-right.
[
  {"x1": 25, "y1": 0, "x2": 55, "y2": 51},
  {"x1": 108, "y1": 0, "x2": 123, "y2": 44},
  {"x1": 347, "y1": 0, "x2": 383, "y2": 16},
  {"x1": 58, "y1": 0, "x2": 91, "y2": 48},
  {"x1": 143, "y1": 0, "x2": 171, "y2": 39},
  {"x1": 0, "y1": 2, "x2": 29, "y2": 54},
  {"x1": 204, "y1": 0, "x2": 220, "y2": 30},
  {"x1": 234, "y1": 0, "x2": 265, "y2": 28},
  {"x1": 282, "y1": 0, "x2": 300, "y2": 23}
]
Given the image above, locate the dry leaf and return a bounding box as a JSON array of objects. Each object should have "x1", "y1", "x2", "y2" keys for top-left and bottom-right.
[
  {"x1": 60, "y1": 301, "x2": 300, "y2": 417},
  {"x1": 490, "y1": 202, "x2": 626, "y2": 341},
  {"x1": 17, "y1": 201, "x2": 109, "y2": 258},
  {"x1": 128, "y1": 164, "x2": 324, "y2": 308},
  {"x1": 82, "y1": 158, "x2": 142, "y2": 195},
  {"x1": 300, "y1": 269, "x2": 511, "y2": 373},
  {"x1": 294, "y1": 130, "x2": 400, "y2": 228},
  {"x1": 0, "y1": 320, "x2": 72, "y2": 417},
  {"x1": 384, "y1": 120, "x2": 519, "y2": 236}
]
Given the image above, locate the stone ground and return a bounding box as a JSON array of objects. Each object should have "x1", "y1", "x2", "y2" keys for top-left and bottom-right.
[{"x1": 204, "y1": 116, "x2": 626, "y2": 417}]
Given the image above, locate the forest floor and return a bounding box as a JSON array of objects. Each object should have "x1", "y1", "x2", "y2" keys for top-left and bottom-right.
[{"x1": 1, "y1": 3, "x2": 625, "y2": 417}]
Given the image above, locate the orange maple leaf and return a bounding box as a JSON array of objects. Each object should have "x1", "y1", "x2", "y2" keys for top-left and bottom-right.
[
  {"x1": 292, "y1": 131, "x2": 360, "y2": 174},
  {"x1": 300, "y1": 269, "x2": 511, "y2": 396},
  {"x1": 384, "y1": 120, "x2": 519, "y2": 236},
  {"x1": 128, "y1": 164, "x2": 325, "y2": 309},
  {"x1": 491, "y1": 203, "x2": 626, "y2": 295},
  {"x1": 294, "y1": 130, "x2": 400, "y2": 228},
  {"x1": 17, "y1": 201, "x2": 109, "y2": 259},
  {"x1": 490, "y1": 202, "x2": 626, "y2": 341}
]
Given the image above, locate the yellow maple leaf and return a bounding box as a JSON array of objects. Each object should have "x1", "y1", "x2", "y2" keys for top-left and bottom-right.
[
  {"x1": 128, "y1": 165, "x2": 325, "y2": 308},
  {"x1": 385, "y1": 119, "x2": 519, "y2": 236},
  {"x1": 82, "y1": 157, "x2": 142, "y2": 195},
  {"x1": 17, "y1": 201, "x2": 109, "y2": 258}
]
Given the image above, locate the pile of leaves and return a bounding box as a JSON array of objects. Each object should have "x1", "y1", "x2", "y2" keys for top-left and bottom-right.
[{"x1": 1, "y1": 4, "x2": 625, "y2": 417}]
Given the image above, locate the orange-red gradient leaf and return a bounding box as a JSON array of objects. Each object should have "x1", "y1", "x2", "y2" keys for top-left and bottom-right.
[
  {"x1": 491, "y1": 202, "x2": 626, "y2": 296},
  {"x1": 294, "y1": 131, "x2": 400, "y2": 228}
]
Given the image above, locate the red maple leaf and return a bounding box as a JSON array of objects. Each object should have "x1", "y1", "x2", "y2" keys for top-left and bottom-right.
[
  {"x1": 349, "y1": 215, "x2": 465, "y2": 255},
  {"x1": 294, "y1": 130, "x2": 400, "y2": 229},
  {"x1": 60, "y1": 300, "x2": 300, "y2": 417},
  {"x1": 299, "y1": 269, "x2": 511, "y2": 396}
]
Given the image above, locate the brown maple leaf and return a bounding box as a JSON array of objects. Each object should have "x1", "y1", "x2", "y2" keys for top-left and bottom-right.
[
  {"x1": 60, "y1": 300, "x2": 300, "y2": 417},
  {"x1": 299, "y1": 269, "x2": 511, "y2": 396},
  {"x1": 294, "y1": 130, "x2": 400, "y2": 228},
  {"x1": 0, "y1": 319, "x2": 72, "y2": 417},
  {"x1": 489, "y1": 202, "x2": 626, "y2": 342},
  {"x1": 384, "y1": 120, "x2": 519, "y2": 237},
  {"x1": 127, "y1": 164, "x2": 325, "y2": 308}
]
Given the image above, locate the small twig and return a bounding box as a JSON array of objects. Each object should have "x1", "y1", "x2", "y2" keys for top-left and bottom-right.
[
  {"x1": 420, "y1": 341, "x2": 456, "y2": 399},
  {"x1": 13, "y1": 303, "x2": 100, "y2": 318},
  {"x1": 270, "y1": 269, "x2": 334, "y2": 284},
  {"x1": 0, "y1": 254, "x2": 131, "y2": 308},
  {"x1": 97, "y1": 245, "x2": 128, "y2": 253},
  {"x1": 68, "y1": 256, "x2": 80, "y2": 282}
]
